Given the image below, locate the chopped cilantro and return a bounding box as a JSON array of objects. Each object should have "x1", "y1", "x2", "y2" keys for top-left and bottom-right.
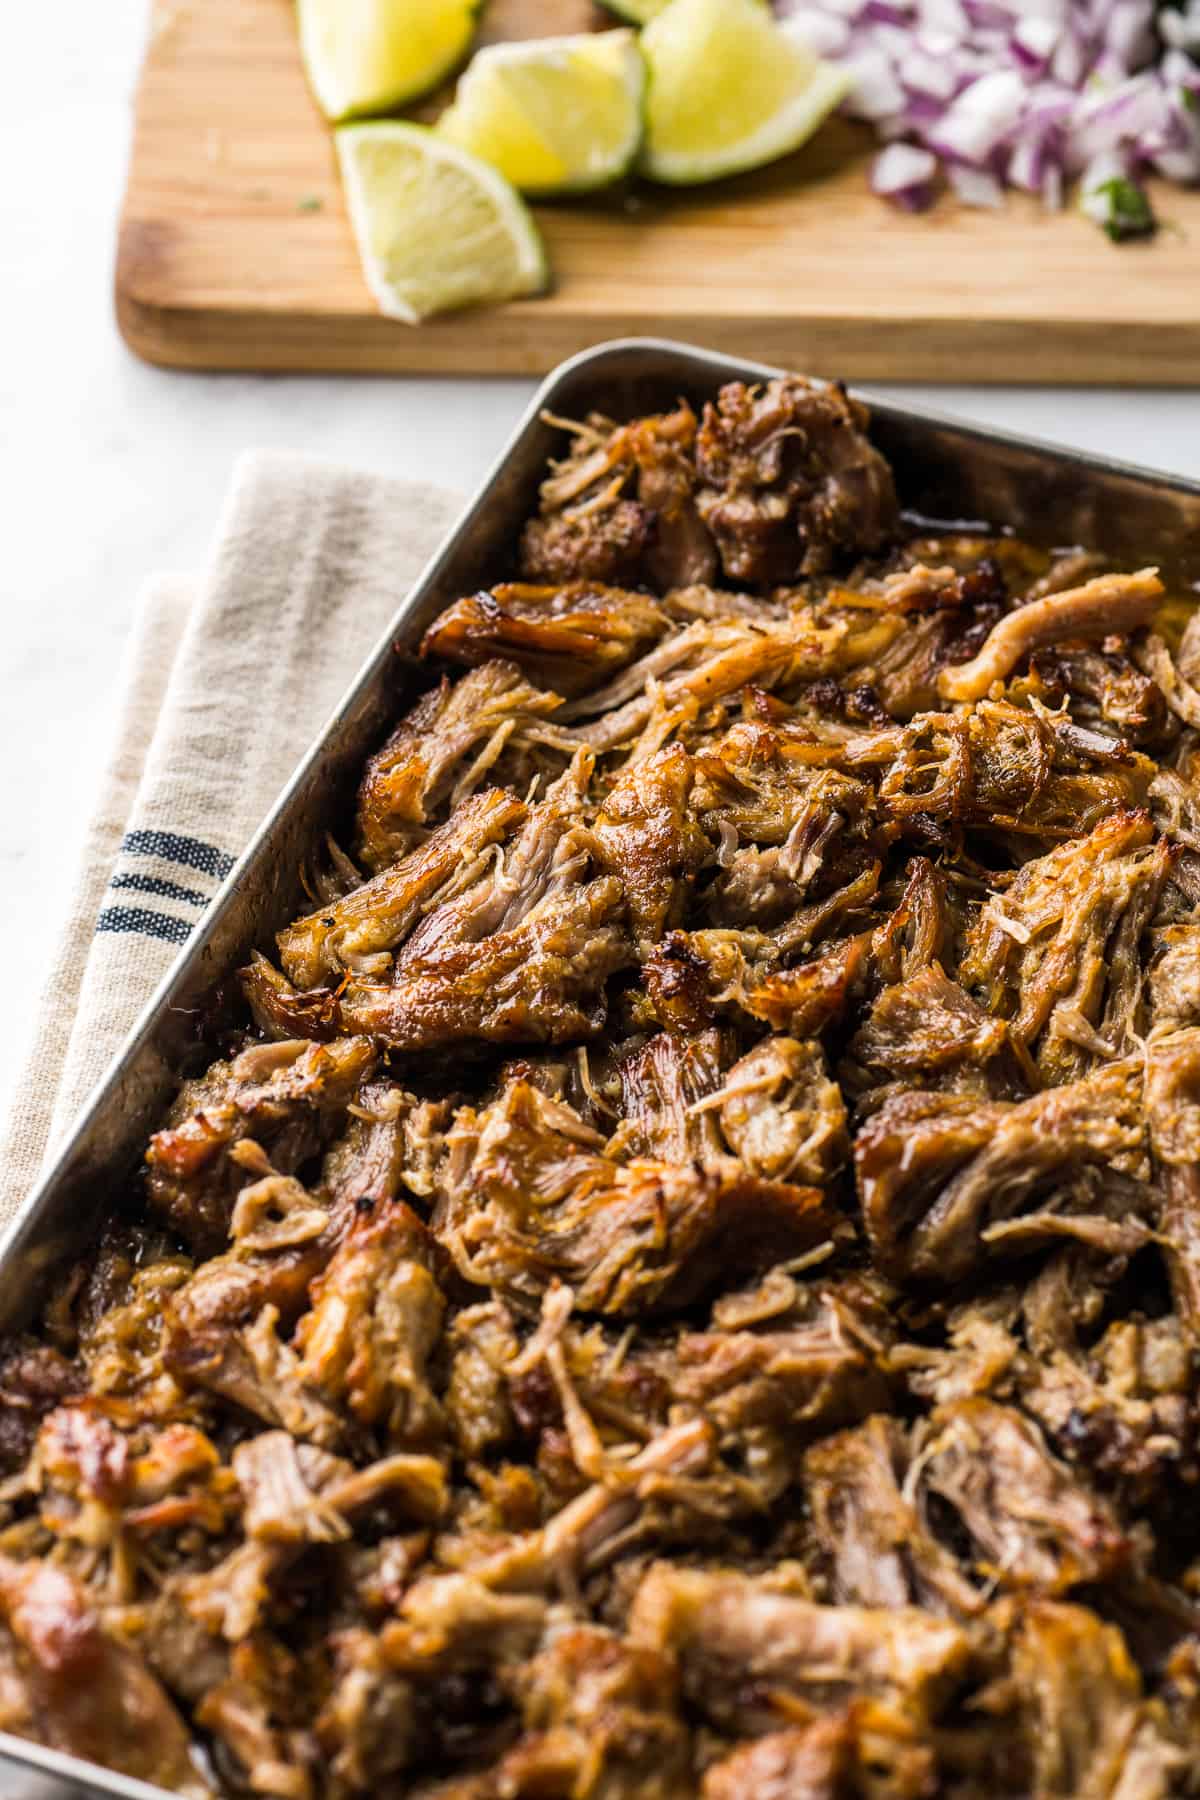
[
  {"x1": 1093, "y1": 176, "x2": 1157, "y2": 242},
  {"x1": 297, "y1": 195, "x2": 324, "y2": 213}
]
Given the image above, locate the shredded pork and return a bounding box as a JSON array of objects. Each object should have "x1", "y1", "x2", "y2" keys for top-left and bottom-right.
[{"x1": 2, "y1": 372, "x2": 1197, "y2": 1799}]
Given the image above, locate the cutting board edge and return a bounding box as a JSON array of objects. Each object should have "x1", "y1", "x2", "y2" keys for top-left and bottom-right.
[{"x1": 114, "y1": 247, "x2": 1200, "y2": 386}]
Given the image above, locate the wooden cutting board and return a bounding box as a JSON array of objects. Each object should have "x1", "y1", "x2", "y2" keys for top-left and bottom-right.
[{"x1": 117, "y1": 0, "x2": 1200, "y2": 382}]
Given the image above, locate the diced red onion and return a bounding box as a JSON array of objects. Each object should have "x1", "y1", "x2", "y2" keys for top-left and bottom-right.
[
  {"x1": 777, "y1": 0, "x2": 1200, "y2": 222},
  {"x1": 947, "y1": 161, "x2": 1005, "y2": 204},
  {"x1": 872, "y1": 139, "x2": 940, "y2": 206}
]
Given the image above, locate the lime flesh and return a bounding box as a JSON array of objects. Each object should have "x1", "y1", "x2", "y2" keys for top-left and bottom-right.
[
  {"x1": 337, "y1": 121, "x2": 549, "y2": 322},
  {"x1": 438, "y1": 31, "x2": 646, "y2": 196},
  {"x1": 641, "y1": 0, "x2": 850, "y2": 186},
  {"x1": 299, "y1": 0, "x2": 478, "y2": 122}
]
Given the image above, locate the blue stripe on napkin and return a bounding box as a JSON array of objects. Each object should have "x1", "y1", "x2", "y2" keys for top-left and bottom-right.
[{"x1": 95, "y1": 906, "x2": 195, "y2": 945}]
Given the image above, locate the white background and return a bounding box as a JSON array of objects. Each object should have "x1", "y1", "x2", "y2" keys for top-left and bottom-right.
[{"x1": 1, "y1": 0, "x2": 1198, "y2": 1117}]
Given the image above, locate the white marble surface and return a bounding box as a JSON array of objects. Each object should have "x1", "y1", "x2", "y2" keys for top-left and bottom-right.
[{"x1": 2, "y1": 0, "x2": 1198, "y2": 1122}]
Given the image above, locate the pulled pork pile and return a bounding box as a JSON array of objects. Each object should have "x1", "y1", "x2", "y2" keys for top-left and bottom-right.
[{"x1": 6, "y1": 377, "x2": 1200, "y2": 1799}]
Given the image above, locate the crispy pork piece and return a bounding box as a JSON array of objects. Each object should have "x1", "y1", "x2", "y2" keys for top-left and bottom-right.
[
  {"x1": 1145, "y1": 1025, "x2": 1200, "y2": 1166},
  {"x1": 852, "y1": 698, "x2": 1154, "y2": 847},
  {"x1": 694, "y1": 378, "x2": 898, "y2": 583},
  {"x1": 0, "y1": 1339, "x2": 85, "y2": 1474},
  {"x1": 520, "y1": 498, "x2": 650, "y2": 587},
  {"x1": 856, "y1": 1058, "x2": 1148, "y2": 1283},
  {"x1": 847, "y1": 964, "x2": 1033, "y2": 1103},
  {"x1": 1017, "y1": 1301, "x2": 1196, "y2": 1496},
  {"x1": 937, "y1": 569, "x2": 1163, "y2": 703},
  {"x1": 1149, "y1": 922, "x2": 1200, "y2": 1030},
  {"x1": 709, "y1": 1036, "x2": 848, "y2": 1184},
  {"x1": 145, "y1": 1036, "x2": 377, "y2": 1254},
  {"x1": 421, "y1": 581, "x2": 670, "y2": 696},
  {"x1": 802, "y1": 1417, "x2": 981, "y2": 1617},
  {"x1": 607, "y1": 1028, "x2": 727, "y2": 1164},
  {"x1": 700, "y1": 1718, "x2": 854, "y2": 1800},
  {"x1": 691, "y1": 719, "x2": 881, "y2": 933},
  {"x1": 567, "y1": 614, "x2": 842, "y2": 757},
  {"x1": 289, "y1": 762, "x2": 633, "y2": 1053},
  {"x1": 295, "y1": 1200, "x2": 446, "y2": 1444},
  {"x1": 255, "y1": 763, "x2": 635, "y2": 1054},
  {"x1": 910, "y1": 1399, "x2": 1129, "y2": 1593},
  {"x1": 990, "y1": 1600, "x2": 1183, "y2": 1800},
  {"x1": 355, "y1": 660, "x2": 565, "y2": 871},
  {"x1": 594, "y1": 744, "x2": 712, "y2": 951},
  {"x1": 336, "y1": 875, "x2": 630, "y2": 1050},
  {"x1": 519, "y1": 404, "x2": 717, "y2": 591},
  {"x1": 444, "y1": 1302, "x2": 520, "y2": 1460},
  {"x1": 692, "y1": 717, "x2": 877, "y2": 850},
  {"x1": 508, "y1": 1276, "x2": 891, "y2": 1507},
  {"x1": 628, "y1": 1565, "x2": 968, "y2": 1732},
  {"x1": 433, "y1": 1078, "x2": 833, "y2": 1317},
  {"x1": 1139, "y1": 626, "x2": 1200, "y2": 733},
  {"x1": 33, "y1": 1409, "x2": 227, "y2": 1554},
  {"x1": 645, "y1": 924, "x2": 874, "y2": 1043},
  {"x1": 231, "y1": 1432, "x2": 350, "y2": 1545},
  {"x1": 1029, "y1": 642, "x2": 1167, "y2": 744},
  {"x1": 319, "y1": 1079, "x2": 431, "y2": 1232},
  {"x1": 279, "y1": 787, "x2": 527, "y2": 987},
  {"x1": 657, "y1": 1291, "x2": 893, "y2": 1503},
  {"x1": 815, "y1": 559, "x2": 1011, "y2": 720},
  {"x1": 386, "y1": 1420, "x2": 715, "y2": 1645},
  {"x1": 958, "y1": 810, "x2": 1172, "y2": 1086},
  {"x1": 493, "y1": 1626, "x2": 693, "y2": 1800},
  {"x1": 737, "y1": 933, "x2": 872, "y2": 1039},
  {"x1": 868, "y1": 855, "x2": 950, "y2": 986},
  {"x1": 641, "y1": 931, "x2": 723, "y2": 1034},
  {"x1": 0, "y1": 1557, "x2": 211, "y2": 1797},
  {"x1": 167, "y1": 1289, "x2": 345, "y2": 1449}
]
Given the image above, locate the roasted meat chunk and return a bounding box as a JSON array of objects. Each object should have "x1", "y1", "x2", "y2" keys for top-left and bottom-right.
[
  {"x1": 856, "y1": 1058, "x2": 1149, "y2": 1283},
  {"x1": 694, "y1": 377, "x2": 898, "y2": 583},
  {"x1": 354, "y1": 660, "x2": 566, "y2": 871},
  {"x1": 0, "y1": 1559, "x2": 211, "y2": 1797},
  {"x1": 433, "y1": 1078, "x2": 833, "y2": 1317},
  {"x1": 295, "y1": 1200, "x2": 446, "y2": 1444},
  {"x1": 629, "y1": 1564, "x2": 969, "y2": 1731},
  {"x1": 958, "y1": 809, "x2": 1172, "y2": 1085},
  {"x1": 421, "y1": 581, "x2": 670, "y2": 696},
  {"x1": 711, "y1": 1035, "x2": 848, "y2": 1184},
  {"x1": 278, "y1": 787, "x2": 527, "y2": 988},
  {"x1": 519, "y1": 403, "x2": 716, "y2": 591},
  {"x1": 938, "y1": 568, "x2": 1163, "y2": 703},
  {"x1": 145, "y1": 1036, "x2": 376, "y2": 1253}
]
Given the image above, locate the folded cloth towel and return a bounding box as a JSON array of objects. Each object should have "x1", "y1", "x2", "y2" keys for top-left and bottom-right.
[{"x1": 0, "y1": 450, "x2": 463, "y2": 1229}]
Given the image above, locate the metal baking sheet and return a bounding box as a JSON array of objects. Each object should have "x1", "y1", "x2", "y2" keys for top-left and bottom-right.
[{"x1": 3, "y1": 337, "x2": 1200, "y2": 1800}]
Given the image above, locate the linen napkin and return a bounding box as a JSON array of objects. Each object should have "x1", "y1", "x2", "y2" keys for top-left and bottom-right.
[{"x1": 0, "y1": 451, "x2": 463, "y2": 1228}]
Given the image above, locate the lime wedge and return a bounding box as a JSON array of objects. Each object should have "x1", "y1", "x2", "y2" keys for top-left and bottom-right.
[
  {"x1": 299, "y1": 0, "x2": 478, "y2": 122},
  {"x1": 336, "y1": 122, "x2": 549, "y2": 323},
  {"x1": 437, "y1": 31, "x2": 646, "y2": 196},
  {"x1": 640, "y1": 0, "x2": 850, "y2": 186}
]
